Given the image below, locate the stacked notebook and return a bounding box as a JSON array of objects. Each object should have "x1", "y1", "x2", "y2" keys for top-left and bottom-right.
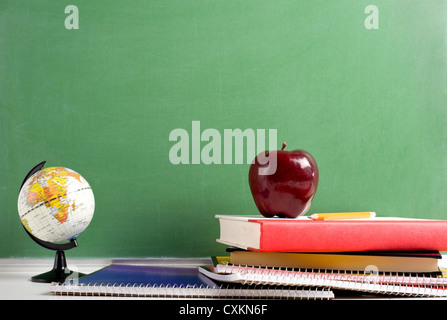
[
  {"x1": 49, "y1": 263, "x2": 333, "y2": 299},
  {"x1": 199, "y1": 214, "x2": 447, "y2": 298}
]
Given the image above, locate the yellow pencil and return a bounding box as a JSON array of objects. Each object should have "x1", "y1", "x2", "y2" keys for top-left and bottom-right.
[{"x1": 309, "y1": 212, "x2": 376, "y2": 220}]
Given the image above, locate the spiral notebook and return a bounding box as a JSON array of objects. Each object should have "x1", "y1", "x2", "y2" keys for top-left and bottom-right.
[
  {"x1": 49, "y1": 264, "x2": 334, "y2": 299},
  {"x1": 199, "y1": 263, "x2": 447, "y2": 298}
]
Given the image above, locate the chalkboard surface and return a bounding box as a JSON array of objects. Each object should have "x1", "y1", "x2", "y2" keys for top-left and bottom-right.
[{"x1": 1, "y1": 1, "x2": 446, "y2": 257}]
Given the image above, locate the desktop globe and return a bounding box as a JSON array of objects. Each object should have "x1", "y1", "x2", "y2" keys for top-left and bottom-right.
[
  {"x1": 18, "y1": 166, "x2": 95, "y2": 243},
  {"x1": 17, "y1": 162, "x2": 95, "y2": 283}
]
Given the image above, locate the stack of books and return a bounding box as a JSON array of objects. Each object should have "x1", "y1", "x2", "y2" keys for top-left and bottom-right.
[{"x1": 198, "y1": 214, "x2": 447, "y2": 298}]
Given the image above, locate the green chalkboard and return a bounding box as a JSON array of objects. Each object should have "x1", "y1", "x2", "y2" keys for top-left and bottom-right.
[{"x1": 1, "y1": 0, "x2": 446, "y2": 258}]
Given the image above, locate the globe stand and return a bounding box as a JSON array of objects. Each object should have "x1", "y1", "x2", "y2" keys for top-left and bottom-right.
[
  {"x1": 20, "y1": 161, "x2": 85, "y2": 283},
  {"x1": 25, "y1": 229, "x2": 85, "y2": 283},
  {"x1": 31, "y1": 250, "x2": 70, "y2": 283}
]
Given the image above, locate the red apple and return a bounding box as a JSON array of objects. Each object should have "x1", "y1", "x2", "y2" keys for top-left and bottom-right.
[{"x1": 249, "y1": 142, "x2": 319, "y2": 218}]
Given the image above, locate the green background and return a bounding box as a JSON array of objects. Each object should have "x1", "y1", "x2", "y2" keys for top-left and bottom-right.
[{"x1": 1, "y1": 0, "x2": 446, "y2": 258}]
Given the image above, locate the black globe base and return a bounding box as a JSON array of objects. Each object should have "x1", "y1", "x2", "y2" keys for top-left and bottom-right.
[{"x1": 31, "y1": 250, "x2": 85, "y2": 283}]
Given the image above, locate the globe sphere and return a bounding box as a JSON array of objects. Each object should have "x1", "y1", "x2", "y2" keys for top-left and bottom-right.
[{"x1": 17, "y1": 166, "x2": 94, "y2": 243}]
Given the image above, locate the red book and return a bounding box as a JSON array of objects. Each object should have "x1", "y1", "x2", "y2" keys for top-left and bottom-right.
[{"x1": 216, "y1": 215, "x2": 447, "y2": 252}]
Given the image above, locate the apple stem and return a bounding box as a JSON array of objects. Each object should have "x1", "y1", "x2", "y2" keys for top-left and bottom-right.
[{"x1": 281, "y1": 142, "x2": 287, "y2": 151}]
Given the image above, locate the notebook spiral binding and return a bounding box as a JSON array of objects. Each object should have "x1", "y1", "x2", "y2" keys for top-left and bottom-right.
[
  {"x1": 49, "y1": 281, "x2": 334, "y2": 299},
  {"x1": 214, "y1": 264, "x2": 447, "y2": 297}
]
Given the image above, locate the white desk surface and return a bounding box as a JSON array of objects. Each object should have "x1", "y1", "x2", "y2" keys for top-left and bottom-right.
[
  {"x1": 2, "y1": 256, "x2": 447, "y2": 300},
  {"x1": 0, "y1": 257, "x2": 213, "y2": 300},
  {"x1": 0, "y1": 258, "x2": 109, "y2": 300}
]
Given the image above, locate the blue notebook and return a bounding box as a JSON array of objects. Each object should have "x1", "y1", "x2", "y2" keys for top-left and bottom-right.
[
  {"x1": 49, "y1": 264, "x2": 334, "y2": 299},
  {"x1": 75, "y1": 264, "x2": 218, "y2": 287}
]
